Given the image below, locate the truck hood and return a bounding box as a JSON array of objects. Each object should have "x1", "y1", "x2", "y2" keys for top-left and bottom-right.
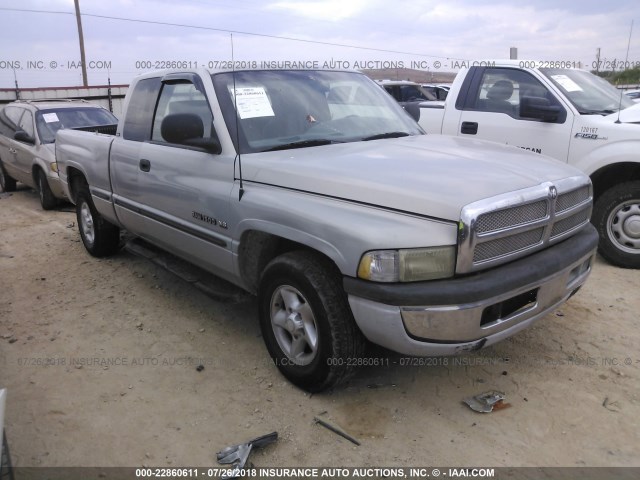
[
  {"x1": 607, "y1": 103, "x2": 640, "y2": 124},
  {"x1": 243, "y1": 135, "x2": 584, "y2": 221}
]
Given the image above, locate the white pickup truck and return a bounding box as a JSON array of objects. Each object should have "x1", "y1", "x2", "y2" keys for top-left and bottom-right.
[
  {"x1": 55, "y1": 68, "x2": 597, "y2": 391},
  {"x1": 418, "y1": 60, "x2": 640, "y2": 268}
]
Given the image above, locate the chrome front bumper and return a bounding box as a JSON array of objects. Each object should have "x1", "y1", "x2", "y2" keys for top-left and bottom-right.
[{"x1": 344, "y1": 225, "x2": 598, "y2": 356}]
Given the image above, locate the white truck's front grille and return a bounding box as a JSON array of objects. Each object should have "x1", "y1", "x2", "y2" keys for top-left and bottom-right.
[{"x1": 457, "y1": 177, "x2": 592, "y2": 273}]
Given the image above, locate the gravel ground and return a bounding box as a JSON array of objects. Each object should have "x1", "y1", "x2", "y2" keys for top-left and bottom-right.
[{"x1": 1, "y1": 187, "x2": 639, "y2": 472}]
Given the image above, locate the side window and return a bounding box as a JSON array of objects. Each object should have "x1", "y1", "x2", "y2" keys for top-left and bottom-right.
[
  {"x1": 151, "y1": 82, "x2": 213, "y2": 144},
  {"x1": 18, "y1": 110, "x2": 35, "y2": 138},
  {"x1": 474, "y1": 68, "x2": 564, "y2": 121},
  {"x1": 383, "y1": 85, "x2": 397, "y2": 101},
  {"x1": 0, "y1": 107, "x2": 22, "y2": 137},
  {"x1": 122, "y1": 77, "x2": 162, "y2": 141},
  {"x1": 4, "y1": 107, "x2": 24, "y2": 134}
]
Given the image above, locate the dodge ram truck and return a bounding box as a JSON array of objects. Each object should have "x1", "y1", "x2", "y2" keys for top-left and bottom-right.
[
  {"x1": 56, "y1": 68, "x2": 598, "y2": 392},
  {"x1": 416, "y1": 60, "x2": 640, "y2": 268}
]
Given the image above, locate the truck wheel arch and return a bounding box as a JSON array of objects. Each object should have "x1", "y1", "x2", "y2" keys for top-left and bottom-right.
[
  {"x1": 67, "y1": 167, "x2": 88, "y2": 204},
  {"x1": 590, "y1": 162, "x2": 640, "y2": 202},
  {"x1": 237, "y1": 230, "x2": 345, "y2": 295}
]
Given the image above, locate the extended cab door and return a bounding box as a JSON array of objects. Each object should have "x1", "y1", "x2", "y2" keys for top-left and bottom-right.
[
  {"x1": 110, "y1": 73, "x2": 236, "y2": 281},
  {"x1": 449, "y1": 67, "x2": 574, "y2": 161}
]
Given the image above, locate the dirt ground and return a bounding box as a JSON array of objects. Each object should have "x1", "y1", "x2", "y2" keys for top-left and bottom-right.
[{"x1": 1, "y1": 187, "x2": 639, "y2": 470}]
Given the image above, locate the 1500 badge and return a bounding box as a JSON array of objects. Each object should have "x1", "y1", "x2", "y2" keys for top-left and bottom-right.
[{"x1": 192, "y1": 211, "x2": 228, "y2": 229}]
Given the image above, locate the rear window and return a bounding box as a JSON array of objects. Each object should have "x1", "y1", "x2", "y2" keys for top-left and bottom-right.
[{"x1": 36, "y1": 107, "x2": 118, "y2": 143}]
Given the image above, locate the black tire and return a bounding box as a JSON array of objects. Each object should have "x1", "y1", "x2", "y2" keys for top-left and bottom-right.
[
  {"x1": 592, "y1": 181, "x2": 640, "y2": 268},
  {"x1": 36, "y1": 169, "x2": 57, "y2": 210},
  {"x1": 258, "y1": 250, "x2": 366, "y2": 392},
  {"x1": 76, "y1": 184, "x2": 120, "y2": 257},
  {"x1": 0, "y1": 160, "x2": 17, "y2": 192}
]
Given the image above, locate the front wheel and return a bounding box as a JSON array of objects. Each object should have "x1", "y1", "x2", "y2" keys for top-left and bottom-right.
[
  {"x1": 36, "y1": 169, "x2": 57, "y2": 210},
  {"x1": 592, "y1": 181, "x2": 640, "y2": 268},
  {"x1": 76, "y1": 185, "x2": 120, "y2": 257},
  {"x1": 258, "y1": 251, "x2": 366, "y2": 392}
]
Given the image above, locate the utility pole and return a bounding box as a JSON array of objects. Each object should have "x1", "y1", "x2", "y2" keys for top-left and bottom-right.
[
  {"x1": 595, "y1": 47, "x2": 601, "y2": 74},
  {"x1": 74, "y1": 0, "x2": 88, "y2": 87}
]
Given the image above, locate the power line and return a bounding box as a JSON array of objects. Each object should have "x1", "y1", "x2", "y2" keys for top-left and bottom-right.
[{"x1": 0, "y1": 6, "x2": 463, "y2": 60}]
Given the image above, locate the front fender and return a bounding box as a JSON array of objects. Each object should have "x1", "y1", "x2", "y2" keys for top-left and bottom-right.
[
  {"x1": 231, "y1": 182, "x2": 458, "y2": 277},
  {"x1": 572, "y1": 139, "x2": 640, "y2": 177}
]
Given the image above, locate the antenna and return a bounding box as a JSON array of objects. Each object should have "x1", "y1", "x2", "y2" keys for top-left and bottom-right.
[
  {"x1": 107, "y1": 68, "x2": 113, "y2": 113},
  {"x1": 231, "y1": 34, "x2": 245, "y2": 201},
  {"x1": 12, "y1": 67, "x2": 20, "y2": 100},
  {"x1": 615, "y1": 20, "x2": 634, "y2": 124}
]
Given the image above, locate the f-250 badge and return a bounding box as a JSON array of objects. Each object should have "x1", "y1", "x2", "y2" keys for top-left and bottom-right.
[{"x1": 575, "y1": 133, "x2": 607, "y2": 140}]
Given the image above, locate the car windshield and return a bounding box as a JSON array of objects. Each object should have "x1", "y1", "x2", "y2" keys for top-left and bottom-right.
[
  {"x1": 212, "y1": 70, "x2": 423, "y2": 154},
  {"x1": 541, "y1": 68, "x2": 634, "y2": 114},
  {"x1": 35, "y1": 107, "x2": 118, "y2": 143}
]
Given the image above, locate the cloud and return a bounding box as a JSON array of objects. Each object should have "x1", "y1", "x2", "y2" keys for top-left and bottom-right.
[{"x1": 268, "y1": 0, "x2": 369, "y2": 21}]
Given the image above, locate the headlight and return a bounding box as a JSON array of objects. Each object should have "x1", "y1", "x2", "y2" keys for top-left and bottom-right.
[
  {"x1": 358, "y1": 246, "x2": 455, "y2": 282},
  {"x1": 49, "y1": 162, "x2": 58, "y2": 173}
]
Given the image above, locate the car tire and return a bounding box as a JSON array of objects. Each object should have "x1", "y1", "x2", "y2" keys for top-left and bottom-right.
[
  {"x1": 592, "y1": 181, "x2": 640, "y2": 268},
  {"x1": 76, "y1": 184, "x2": 120, "y2": 257},
  {"x1": 258, "y1": 250, "x2": 366, "y2": 392},
  {"x1": 36, "y1": 169, "x2": 57, "y2": 210},
  {"x1": 0, "y1": 161, "x2": 17, "y2": 192}
]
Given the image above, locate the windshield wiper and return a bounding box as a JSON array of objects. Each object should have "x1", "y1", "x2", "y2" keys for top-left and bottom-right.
[
  {"x1": 362, "y1": 131, "x2": 411, "y2": 141},
  {"x1": 262, "y1": 139, "x2": 342, "y2": 152},
  {"x1": 578, "y1": 108, "x2": 617, "y2": 115}
]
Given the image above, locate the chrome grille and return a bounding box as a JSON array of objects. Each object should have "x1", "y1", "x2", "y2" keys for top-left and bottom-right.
[
  {"x1": 457, "y1": 177, "x2": 593, "y2": 273},
  {"x1": 556, "y1": 186, "x2": 590, "y2": 212},
  {"x1": 476, "y1": 200, "x2": 548, "y2": 233},
  {"x1": 551, "y1": 209, "x2": 591, "y2": 239},
  {"x1": 473, "y1": 228, "x2": 544, "y2": 262}
]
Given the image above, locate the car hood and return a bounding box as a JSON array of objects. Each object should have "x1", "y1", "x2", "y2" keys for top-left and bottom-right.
[
  {"x1": 243, "y1": 135, "x2": 585, "y2": 221},
  {"x1": 32, "y1": 143, "x2": 56, "y2": 162}
]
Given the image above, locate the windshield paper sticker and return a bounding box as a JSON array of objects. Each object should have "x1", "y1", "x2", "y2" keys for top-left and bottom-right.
[
  {"x1": 42, "y1": 113, "x2": 60, "y2": 123},
  {"x1": 229, "y1": 86, "x2": 275, "y2": 119},
  {"x1": 551, "y1": 75, "x2": 583, "y2": 92}
]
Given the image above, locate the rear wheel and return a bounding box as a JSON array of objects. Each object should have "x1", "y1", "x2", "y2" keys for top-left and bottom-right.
[
  {"x1": 258, "y1": 251, "x2": 366, "y2": 392},
  {"x1": 592, "y1": 181, "x2": 640, "y2": 268},
  {"x1": 36, "y1": 169, "x2": 57, "y2": 210},
  {"x1": 76, "y1": 184, "x2": 120, "y2": 257},
  {"x1": 0, "y1": 161, "x2": 17, "y2": 192}
]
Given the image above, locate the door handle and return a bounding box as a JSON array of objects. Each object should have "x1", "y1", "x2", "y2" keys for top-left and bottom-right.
[
  {"x1": 139, "y1": 159, "x2": 151, "y2": 172},
  {"x1": 461, "y1": 122, "x2": 478, "y2": 135}
]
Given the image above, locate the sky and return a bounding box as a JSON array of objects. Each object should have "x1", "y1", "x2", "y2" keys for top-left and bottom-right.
[{"x1": 0, "y1": 0, "x2": 638, "y2": 88}]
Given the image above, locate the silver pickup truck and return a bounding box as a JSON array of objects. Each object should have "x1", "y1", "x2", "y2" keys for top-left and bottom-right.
[{"x1": 56, "y1": 68, "x2": 598, "y2": 392}]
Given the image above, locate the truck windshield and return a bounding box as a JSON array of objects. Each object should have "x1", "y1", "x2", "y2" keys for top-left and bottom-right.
[
  {"x1": 212, "y1": 70, "x2": 423, "y2": 154},
  {"x1": 541, "y1": 68, "x2": 634, "y2": 115},
  {"x1": 36, "y1": 107, "x2": 118, "y2": 144}
]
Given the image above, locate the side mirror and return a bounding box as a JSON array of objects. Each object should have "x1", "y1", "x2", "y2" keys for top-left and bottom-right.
[
  {"x1": 403, "y1": 103, "x2": 421, "y2": 122},
  {"x1": 520, "y1": 96, "x2": 561, "y2": 122},
  {"x1": 160, "y1": 113, "x2": 221, "y2": 154},
  {"x1": 14, "y1": 129, "x2": 35, "y2": 144}
]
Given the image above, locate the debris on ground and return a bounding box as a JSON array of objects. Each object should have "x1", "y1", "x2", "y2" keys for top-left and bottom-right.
[
  {"x1": 463, "y1": 391, "x2": 511, "y2": 413},
  {"x1": 603, "y1": 397, "x2": 621, "y2": 412},
  {"x1": 313, "y1": 416, "x2": 361, "y2": 446},
  {"x1": 216, "y1": 432, "x2": 278, "y2": 479}
]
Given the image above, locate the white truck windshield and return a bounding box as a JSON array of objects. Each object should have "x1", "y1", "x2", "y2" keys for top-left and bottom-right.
[{"x1": 541, "y1": 68, "x2": 634, "y2": 115}]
